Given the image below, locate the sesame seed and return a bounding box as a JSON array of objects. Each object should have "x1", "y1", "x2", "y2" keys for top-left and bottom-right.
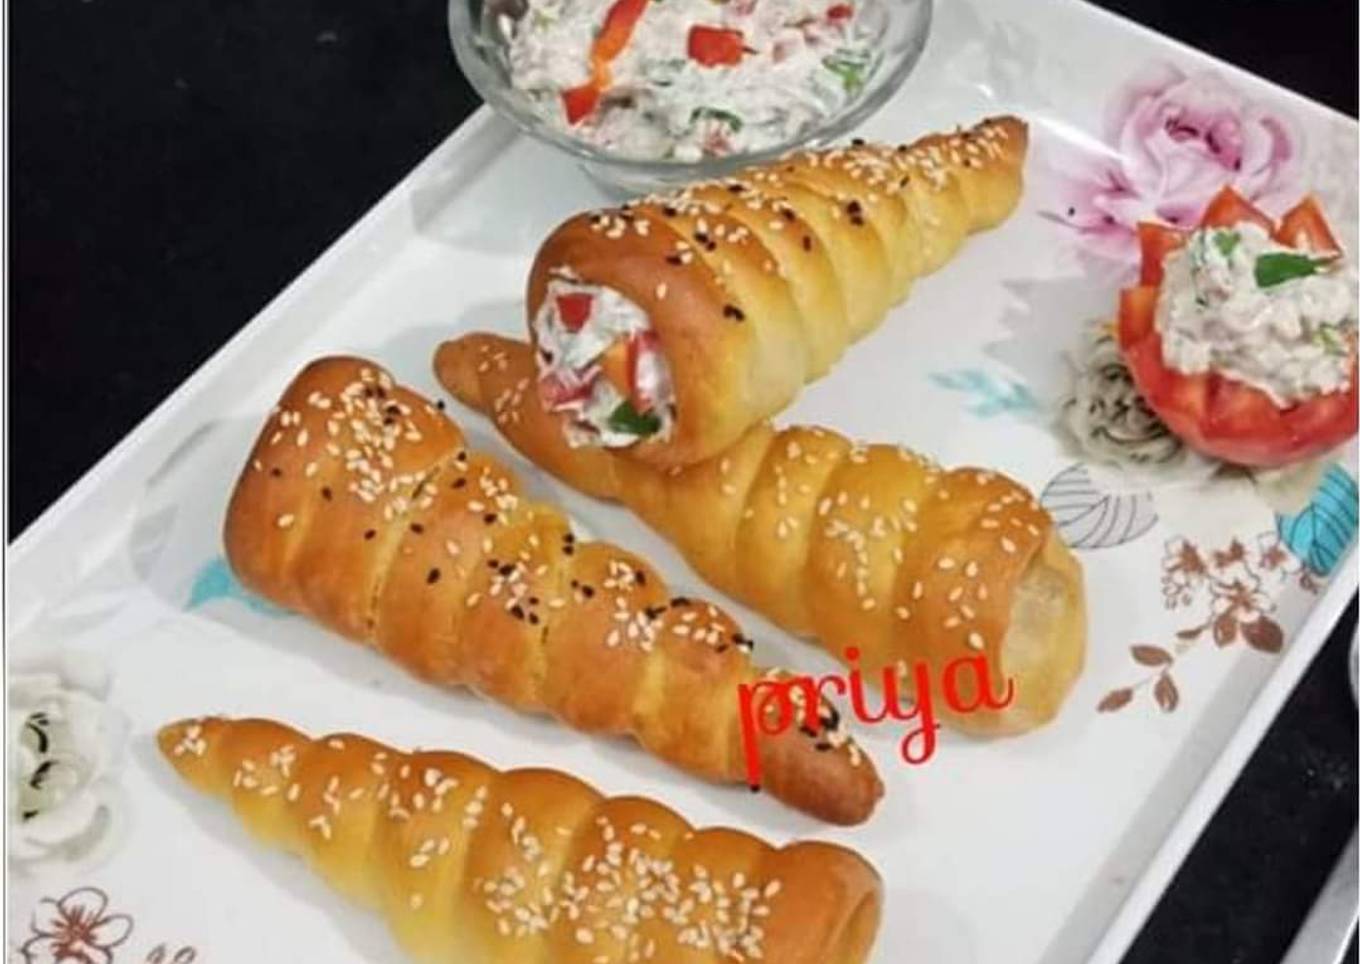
[{"x1": 276, "y1": 513, "x2": 295, "y2": 528}]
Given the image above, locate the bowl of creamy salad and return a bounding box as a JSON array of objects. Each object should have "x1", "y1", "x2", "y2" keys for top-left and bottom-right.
[{"x1": 450, "y1": 0, "x2": 932, "y2": 193}]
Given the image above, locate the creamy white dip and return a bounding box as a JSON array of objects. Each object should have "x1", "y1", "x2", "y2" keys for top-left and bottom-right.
[
  {"x1": 533, "y1": 277, "x2": 676, "y2": 447},
  {"x1": 1156, "y1": 222, "x2": 1357, "y2": 405},
  {"x1": 506, "y1": 0, "x2": 877, "y2": 161}
]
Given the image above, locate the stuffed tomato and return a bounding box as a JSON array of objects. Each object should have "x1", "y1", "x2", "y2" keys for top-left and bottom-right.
[{"x1": 1118, "y1": 187, "x2": 1357, "y2": 467}]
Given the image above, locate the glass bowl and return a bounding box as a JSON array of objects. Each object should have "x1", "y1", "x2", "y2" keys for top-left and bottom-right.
[{"x1": 449, "y1": 0, "x2": 934, "y2": 197}]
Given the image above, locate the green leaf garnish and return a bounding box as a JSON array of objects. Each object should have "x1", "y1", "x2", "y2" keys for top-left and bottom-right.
[
  {"x1": 1213, "y1": 230, "x2": 1240, "y2": 258},
  {"x1": 1255, "y1": 251, "x2": 1323, "y2": 288},
  {"x1": 607, "y1": 400, "x2": 662, "y2": 437},
  {"x1": 691, "y1": 107, "x2": 744, "y2": 131},
  {"x1": 1314, "y1": 324, "x2": 1347, "y2": 357},
  {"x1": 823, "y1": 50, "x2": 871, "y2": 95}
]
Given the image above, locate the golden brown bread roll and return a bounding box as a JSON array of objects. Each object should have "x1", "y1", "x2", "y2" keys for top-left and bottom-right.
[
  {"x1": 524, "y1": 116, "x2": 1028, "y2": 469},
  {"x1": 224, "y1": 356, "x2": 881, "y2": 823},
  {"x1": 159, "y1": 716, "x2": 883, "y2": 964},
  {"x1": 437, "y1": 336, "x2": 1087, "y2": 737}
]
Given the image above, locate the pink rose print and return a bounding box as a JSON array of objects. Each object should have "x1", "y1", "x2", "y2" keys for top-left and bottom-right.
[
  {"x1": 1048, "y1": 61, "x2": 1304, "y2": 260},
  {"x1": 20, "y1": 888, "x2": 132, "y2": 964}
]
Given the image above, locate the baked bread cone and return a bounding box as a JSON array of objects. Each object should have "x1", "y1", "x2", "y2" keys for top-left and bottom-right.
[
  {"x1": 159, "y1": 716, "x2": 883, "y2": 964},
  {"x1": 437, "y1": 336, "x2": 1086, "y2": 736},
  {"x1": 224, "y1": 356, "x2": 881, "y2": 824},
  {"x1": 525, "y1": 116, "x2": 1028, "y2": 469}
]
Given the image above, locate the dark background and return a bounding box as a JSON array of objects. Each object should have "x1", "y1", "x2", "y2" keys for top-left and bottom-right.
[{"x1": 10, "y1": 1, "x2": 1358, "y2": 961}]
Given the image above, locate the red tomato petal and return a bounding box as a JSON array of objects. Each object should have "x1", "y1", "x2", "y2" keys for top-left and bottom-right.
[
  {"x1": 1203, "y1": 375, "x2": 1284, "y2": 444},
  {"x1": 1117, "y1": 285, "x2": 1160, "y2": 350},
  {"x1": 1200, "y1": 186, "x2": 1274, "y2": 231},
  {"x1": 1274, "y1": 195, "x2": 1343, "y2": 255},
  {"x1": 1136, "y1": 222, "x2": 1189, "y2": 286}
]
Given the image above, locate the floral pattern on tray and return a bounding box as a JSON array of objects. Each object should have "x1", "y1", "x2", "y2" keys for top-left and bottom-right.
[
  {"x1": 1097, "y1": 531, "x2": 1317, "y2": 715},
  {"x1": 9, "y1": 885, "x2": 197, "y2": 964},
  {"x1": 1045, "y1": 60, "x2": 1305, "y2": 261}
]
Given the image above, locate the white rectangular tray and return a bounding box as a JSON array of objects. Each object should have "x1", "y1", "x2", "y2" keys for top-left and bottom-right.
[{"x1": 9, "y1": 0, "x2": 1358, "y2": 961}]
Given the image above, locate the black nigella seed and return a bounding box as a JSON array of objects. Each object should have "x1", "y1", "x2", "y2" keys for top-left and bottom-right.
[
  {"x1": 851, "y1": 137, "x2": 867, "y2": 146},
  {"x1": 483, "y1": 513, "x2": 498, "y2": 525},
  {"x1": 671, "y1": 596, "x2": 690, "y2": 607},
  {"x1": 665, "y1": 254, "x2": 683, "y2": 266},
  {"x1": 364, "y1": 529, "x2": 376, "y2": 540},
  {"x1": 510, "y1": 605, "x2": 525, "y2": 620},
  {"x1": 270, "y1": 467, "x2": 282, "y2": 478},
  {"x1": 321, "y1": 487, "x2": 333, "y2": 500},
  {"x1": 452, "y1": 478, "x2": 467, "y2": 489},
  {"x1": 499, "y1": 564, "x2": 515, "y2": 576},
  {"x1": 410, "y1": 523, "x2": 424, "y2": 534},
  {"x1": 581, "y1": 586, "x2": 595, "y2": 599},
  {"x1": 723, "y1": 305, "x2": 745, "y2": 321},
  {"x1": 802, "y1": 235, "x2": 813, "y2": 251},
  {"x1": 426, "y1": 568, "x2": 441, "y2": 585},
  {"x1": 529, "y1": 613, "x2": 540, "y2": 625},
  {"x1": 634, "y1": 571, "x2": 647, "y2": 586},
  {"x1": 435, "y1": 399, "x2": 446, "y2": 410}
]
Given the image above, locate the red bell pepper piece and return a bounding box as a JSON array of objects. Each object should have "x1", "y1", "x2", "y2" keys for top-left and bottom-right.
[
  {"x1": 688, "y1": 25, "x2": 746, "y2": 67},
  {"x1": 561, "y1": 84, "x2": 601, "y2": 125},
  {"x1": 555, "y1": 292, "x2": 594, "y2": 330},
  {"x1": 595, "y1": 0, "x2": 649, "y2": 64},
  {"x1": 539, "y1": 371, "x2": 594, "y2": 408}
]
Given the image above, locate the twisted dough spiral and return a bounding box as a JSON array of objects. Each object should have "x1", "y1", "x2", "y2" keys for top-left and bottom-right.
[
  {"x1": 437, "y1": 337, "x2": 1086, "y2": 736},
  {"x1": 224, "y1": 356, "x2": 881, "y2": 823},
  {"x1": 160, "y1": 716, "x2": 882, "y2": 964}
]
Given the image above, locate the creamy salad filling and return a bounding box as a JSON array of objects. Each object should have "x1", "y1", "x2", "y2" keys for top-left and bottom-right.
[
  {"x1": 505, "y1": 0, "x2": 878, "y2": 161},
  {"x1": 533, "y1": 276, "x2": 676, "y2": 447},
  {"x1": 1156, "y1": 222, "x2": 1357, "y2": 406}
]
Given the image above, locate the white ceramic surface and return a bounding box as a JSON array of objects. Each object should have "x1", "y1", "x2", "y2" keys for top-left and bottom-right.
[{"x1": 8, "y1": 1, "x2": 1358, "y2": 962}]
